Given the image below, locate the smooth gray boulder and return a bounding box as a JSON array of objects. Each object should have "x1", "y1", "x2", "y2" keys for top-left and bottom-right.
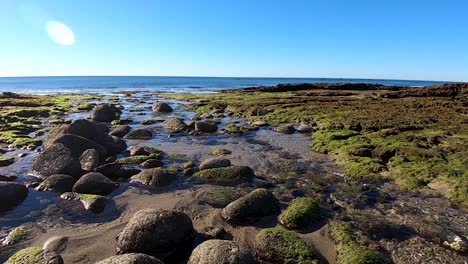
[
  {"x1": 199, "y1": 157, "x2": 231, "y2": 170},
  {"x1": 72, "y1": 172, "x2": 117, "y2": 195},
  {"x1": 124, "y1": 129, "x2": 153, "y2": 140},
  {"x1": 36, "y1": 174, "x2": 76, "y2": 193},
  {"x1": 90, "y1": 103, "x2": 121, "y2": 122},
  {"x1": 152, "y1": 102, "x2": 173, "y2": 113}
]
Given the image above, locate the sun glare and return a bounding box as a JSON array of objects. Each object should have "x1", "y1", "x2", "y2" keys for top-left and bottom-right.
[{"x1": 46, "y1": 21, "x2": 75, "y2": 46}]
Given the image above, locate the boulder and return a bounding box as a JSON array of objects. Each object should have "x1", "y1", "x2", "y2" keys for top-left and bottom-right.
[
  {"x1": 42, "y1": 236, "x2": 68, "y2": 256},
  {"x1": 130, "y1": 168, "x2": 177, "y2": 187},
  {"x1": 193, "y1": 166, "x2": 255, "y2": 185},
  {"x1": 278, "y1": 197, "x2": 321, "y2": 229},
  {"x1": 128, "y1": 146, "x2": 163, "y2": 158},
  {"x1": 110, "y1": 125, "x2": 131, "y2": 138},
  {"x1": 276, "y1": 124, "x2": 295, "y2": 134},
  {"x1": 221, "y1": 188, "x2": 280, "y2": 224},
  {"x1": 188, "y1": 239, "x2": 255, "y2": 264},
  {"x1": 60, "y1": 192, "x2": 107, "y2": 212},
  {"x1": 31, "y1": 143, "x2": 82, "y2": 178},
  {"x1": 80, "y1": 149, "x2": 100, "y2": 171},
  {"x1": 254, "y1": 227, "x2": 318, "y2": 263},
  {"x1": 35, "y1": 174, "x2": 76, "y2": 193},
  {"x1": 103, "y1": 135, "x2": 127, "y2": 155},
  {"x1": 5, "y1": 247, "x2": 63, "y2": 264},
  {"x1": 152, "y1": 102, "x2": 173, "y2": 113},
  {"x1": 296, "y1": 124, "x2": 314, "y2": 133},
  {"x1": 90, "y1": 103, "x2": 121, "y2": 122},
  {"x1": 164, "y1": 118, "x2": 187, "y2": 132},
  {"x1": 96, "y1": 253, "x2": 164, "y2": 264},
  {"x1": 44, "y1": 119, "x2": 107, "y2": 148},
  {"x1": 251, "y1": 121, "x2": 269, "y2": 127},
  {"x1": 50, "y1": 134, "x2": 107, "y2": 158},
  {"x1": 116, "y1": 209, "x2": 194, "y2": 260},
  {"x1": 0, "y1": 157, "x2": 15, "y2": 167},
  {"x1": 0, "y1": 181, "x2": 28, "y2": 212},
  {"x1": 195, "y1": 121, "x2": 218, "y2": 133},
  {"x1": 124, "y1": 129, "x2": 153, "y2": 140},
  {"x1": 72, "y1": 172, "x2": 118, "y2": 195},
  {"x1": 141, "y1": 159, "x2": 164, "y2": 169},
  {"x1": 199, "y1": 157, "x2": 231, "y2": 170}
]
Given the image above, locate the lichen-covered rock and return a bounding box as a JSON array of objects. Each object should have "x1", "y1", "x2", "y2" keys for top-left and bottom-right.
[
  {"x1": 152, "y1": 102, "x2": 173, "y2": 113},
  {"x1": 254, "y1": 227, "x2": 318, "y2": 264},
  {"x1": 130, "y1": 168, "x2": 177, "y2": 187},
  {"x1": 91, "y1": 103, "x2": 121, "y2": 122},
  {"x1": 199, "y1": 157, "x2": 231, "y2": 170},
  {"x1": 124, "y1": 129, "x2": 153, "y2": 140},
  {"x1": 193, "y1": 166, "x2": 255, "y2": 185},
  {"x1": 96, "y1": 253, "x2": 164, "y2": 264},
  {"x1": 141, "y1": 159, "x2": 164, "y2": 169},
  {"x1": 278, "y1": 197, "x2": 321, "y2": 229},
  {"x1": 72, "y1": 172, "x2": 118, "y2": 195},
  {"x1": 5, "y1": 247, "x2": 62, "y2": 264},
  {"x1": 2, "y1": 225, "x2": 29, "y2": 245},
  {"x1": 116, "y1": 209, "x2": 194, "y2": 260},
  {"x1": 116, "y1": 155, "x2": 151, "y2": 164},
  {"x1": 195, "y1": 121, "x2": 218, "y2": 133},
  {"x1": 188, "y1": 239, "x2": 255, "y2": 264},
  {"x1": 36, "y1": 174, "x2": 76, "y2": 193},
  {"x1": 110, "y1": 125, "x2": 131, "y2": 138},
  {"x1": 164, "y1": 118, "x2": 187, "y2": 132},
  {"x1": 60, "y1": 192, "x2": 107, "y2": 212},
  {"x1": 80, "y1": 149, "x2": 100, "y2": 171},
  {"x1": 221, "y1": 188, "x2": 280, "y2": 224},
  {"x1": 276, "y1": 124, "x2": 295, "y2": 134},
  {"x1": 0, "y1": 181, "x2": 28, "y2": 212},
  {"x1": 127, "y1": 146, "x2": 163, "y2": 158},
  {"x1": 210, "y1": 148, "x2": 232, "y2": 156},
  {"x1": 31, "y1": 143, "x2": 83, "y2": 178}
]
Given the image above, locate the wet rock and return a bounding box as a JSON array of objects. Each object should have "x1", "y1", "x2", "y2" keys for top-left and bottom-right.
[
  {"x1": 251, "y1": 120, "x2": 269, "y2": 127},
  {"x1": 199, "y1": 157, "x2": 231, "y2": 170},
  {"x1": 297, "y1": 123, "x2": 314, "y2": 133},
  {"x1": 193, "y1": 166, "x2": 255, "y2": 185},
  {"x1": 72, "y1": 172, "x2": 118, "y2": 195},
  {"x1": 44, "y1": 119, "x2": 107, "y2": 148},
  {"x1": 128, "y1": 146, "x2": 163, "y2": 157},
  {"x1": 91, "y1": 103, "x2": 121, "y2": 122},
  {"x1": 278, "y1": 197, "x2": 321, "y2": 229},
  {"x1": 442, "y1": 232, "x2": 468, "y2": 253},
  {"x1": 113, "y1": 168, "x2": 141, "y2": 179},
  {"x1": 210, "y1": 148, "x2": 232, "y2": 156},
  {"x1": 116, "y1": 209, "x2": 194, "y2": 260},
  {"x1": 0, "y1": 156, "x2": 15, "y2": 167},
  {"x1": 254, "y1": 227, "x2": 318, "y2": 263},
  {"x1": 124, "y1": 129, "x2": 153, "y2": 140},
  {"x1": 96, "y1": 253, "x2": 164, "y2": 264},
  {"x1": 188, "y1": 239, "x2": 255, "y2": 264},
  {"x1": 43, "y1": 236, "x2": 68, "y2": 256},
  {"x1": 130, "y1": 168, "x2": 177, "y2": 187},
  {"x1": 0, "y1": 174, "x2": 16, "y2": 181},
  {"x1": 110, "y1": 125, "x2": 131, "y2": 138},
  {"x1": 31, "y1": 143, "x2": 82, "y2": 178},
  {"x1": 103, "y1": 135, "x2": 128, "y2": 155},
  {"x1": 51, "y1": 134, "x2": 107, "y2": 158},
  {"x1": 80, "y1": 149, "x2": 100, "y2": 171},
  {"x1": 60, "y1": 192, "x2": 107, "y2": 212},
  {"x1": 5, "y1": 247, "x2": 62, "y2": 264},
  {"x1": 164, "y1": 118, "x2": 187, "y2": 132},
  {"x1": 276, "y1": 124, "x2": 296, "y2": 134},
  {"x1": 152, "y1": 102, "x2": 173, "y2": 113},
  {"x1": 141, "y1": 159, "x2": 164, "y2": 168},
  {"x1": 2, "y1": 225, "x2": 30, "y2": 245},
  {"x1": 221, "y1": 188, "x2": 280, "y2": 224},
  {"x1": 36, "y1": 174, "x2": 76, "y2": 193},
  {"x1": 194, "y1": 121, "x2": 218, "y2": 133}
]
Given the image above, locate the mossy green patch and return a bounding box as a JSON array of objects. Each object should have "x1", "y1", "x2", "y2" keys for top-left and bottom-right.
[
  {"x1": 77, "y1": 102, "x2": 96, "y2": 110},
  {"x1": 329, "y1": 221, "x2": 388, "y2": 264},
  {"x1": 193, "y1": 166, "x2": 254, "y2": 184},
  {"x1": 115, "y1": 155, "x2": 151, "y2": 164},
  {"x1": 142, "y1": 118, "x2": 164, "y2": 125},
  {"x1": 256, "y1": 227, "x2": 317, "y2": 263},
  {"x1": 183, "y1": 161, "x2": 195, "y2": 169},
  {"x1": 279, "y1": 197, "x2": 321, "y2": 229},
  {"x1": 210, "y1": 148, "x2": 232, "y2": 156},
  {"x1": 0, "y1": 131, "x2": 41, "y2": 148},
  {"x1": 0, "y1": 156, "x2": 15, "y2": 167},
  {"x1": 5, "y1": 247, "x2": 47, "y2": 264},
  {"x1": 6, "y1": 225, "x2": 29, "y2": 244}
]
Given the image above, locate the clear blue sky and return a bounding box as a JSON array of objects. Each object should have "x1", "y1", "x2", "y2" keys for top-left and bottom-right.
[{"x1": 0, "y1": 0, "x2": 467, "y2": 81}]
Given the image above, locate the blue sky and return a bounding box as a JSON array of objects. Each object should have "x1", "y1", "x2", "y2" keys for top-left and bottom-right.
[{"x1": 0, "y1": 0, "x2": 467, "y2": 81}]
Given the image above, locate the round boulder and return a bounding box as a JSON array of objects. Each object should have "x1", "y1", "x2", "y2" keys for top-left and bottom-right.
[
  {"x1": 96, "y1": 253, "x2": 163, "y2": 264},
  {"x1": 164, "y1": 118, "x2": 187, "y2": 132},
  {"x1": 296, "y1": 124, "x2": 313, "y2": 133},
  {"x1": 193, "y1": 166, "x2": 255, "y2": 185},
  {"x1": 31, "y1": 143, "x2": 82, "y2": 178},
  {"x1": 152, "y1": 102, "x2": 173, "y2": 113},
  {"x1": 110, "y1": 125, "x2": 131, "y2": 138},
  {"x1": 124, "y1": 129, "x2": 153, "y2": 140},
  {"x1": 221, "y1": 188, "x2": 280, "y2": 224},
  {"x1": 276, "y1": 124, "x2": 295, "y2": 134},
  {"x1": 36, "y1": 174, "x2": 76, "y2": 193},
  {"x1": 130, "y1": 168, "x2": 177, "y2": 187},
  {"x1": 188, "y1": 239, "x2": 255, "y2": 264},
  {"x1": 72, "y1": 172, "x2": 117, "y2": 195},
  {"x1": 0, "y1": 181, "x2": 28, "y2": 212},
  {"x1": 195, "y1": 121, "x2": 218, "y2": 133},
  {"x1": 199, "y1": 157, "x2": 231, "y2": 170},
  {"x1": 90, "y1": 104, "x2": 121, "y2": 122},
  {"x1": 116, "y1": 209, "x2": 194, "y2": 260}
]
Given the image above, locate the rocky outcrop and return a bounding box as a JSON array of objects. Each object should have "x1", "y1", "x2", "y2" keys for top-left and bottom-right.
[
  {"x1": 116, "y1": 209, "x2": 194, "y2": 260},
  {"x1": 79, "y1": 149, "x2": 100, "y2": 172},
  {"x1": 152, "y1": 102, "x2": 173, "y2": 113},
  {"x1": 188, "y1": 239, "x2": 255, "y2": 264},
  {"x1": 43, "y1": 119, "x2": 107, "y2": 148},
  {"x1": 0, "y1": 181, "x2": 28, "y2": 212},
  {"x1": 31, "y1": 143, "x2": 83, "y2": 178},
  {"x1": 72, "y1": 172, "x2": 118, "y2": 195},
  {"x1": 36, "y1": 174, "x2": 76, "y2": 193},
  {"x1": 221, "y1": 188, "x2": 280, "y2": 224},
  {"x1": 90, "y1": 103, "x2": 121, "y2": 122}
]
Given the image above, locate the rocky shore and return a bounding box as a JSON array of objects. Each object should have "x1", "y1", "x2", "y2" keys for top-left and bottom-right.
[{"x1": 0, "y1": 84, "x2": 467, "y2": 263}]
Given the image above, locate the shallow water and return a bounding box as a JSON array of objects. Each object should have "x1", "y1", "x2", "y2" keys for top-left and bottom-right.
[{"x1": 0, "y1": 91, "x2": 340, "y2": 263}]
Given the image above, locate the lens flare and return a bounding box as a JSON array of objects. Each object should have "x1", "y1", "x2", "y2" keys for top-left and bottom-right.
[{"x1": 46, "y1": 21, "x2": 75, "y2": 46}]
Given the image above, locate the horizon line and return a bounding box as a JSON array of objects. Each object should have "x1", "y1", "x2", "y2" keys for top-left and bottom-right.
[{"x1": 0, "y1": 75, "x2": 459, "y2": 83}]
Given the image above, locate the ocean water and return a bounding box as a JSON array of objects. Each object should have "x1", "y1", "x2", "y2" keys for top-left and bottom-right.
[{"x1": 0, "y1": 76, "x2": 450, "y2": 94}]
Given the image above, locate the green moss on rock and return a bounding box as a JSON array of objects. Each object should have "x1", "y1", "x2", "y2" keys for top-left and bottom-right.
[
  {"x1": 5, "y1": 225, "x2": 29, "y2": 244},
  {"x1": 116, "y1": 155, "x2": 151, "y2": 164},
  {"x1": 193, "y1": 166, "x2": 255, "y2": 184},
  {"x1": 279, "y1": 197, "x2": 321, "y2": 229},
  {"x1": 6, "y1": 247, "x2": 47, "y2": 264},
  {"x1": 0, "y1": 156, "x2": 15, "y2": 167}
]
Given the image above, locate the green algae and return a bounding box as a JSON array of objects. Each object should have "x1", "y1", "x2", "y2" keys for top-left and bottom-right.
[
  {"x1": 5, "y1": 247, "x2": 47, "y2": 264},
  {"x1": 279, "y1": 197, "x2": 321, "y2": 229},
  {"x1": 115, "y1": 155, "x2": 151, "y2": 164},
  {"x1": 210, "y1": 148, "x2": 232, "y2": 156},
  {"x1": 193, "y1": 166, "x2": 254, "y2": 184},
  {"x1": 6, "y1": 225, "x2": 29, "y2": 244},
  {"x1": 183, "y1": 161, "x2": 196, "y2": 169}
]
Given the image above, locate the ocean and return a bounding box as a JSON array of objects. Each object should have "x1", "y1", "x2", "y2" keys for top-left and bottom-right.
[{"x1": 0, "y1": 76, "x2": 450, "y2": 94}]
